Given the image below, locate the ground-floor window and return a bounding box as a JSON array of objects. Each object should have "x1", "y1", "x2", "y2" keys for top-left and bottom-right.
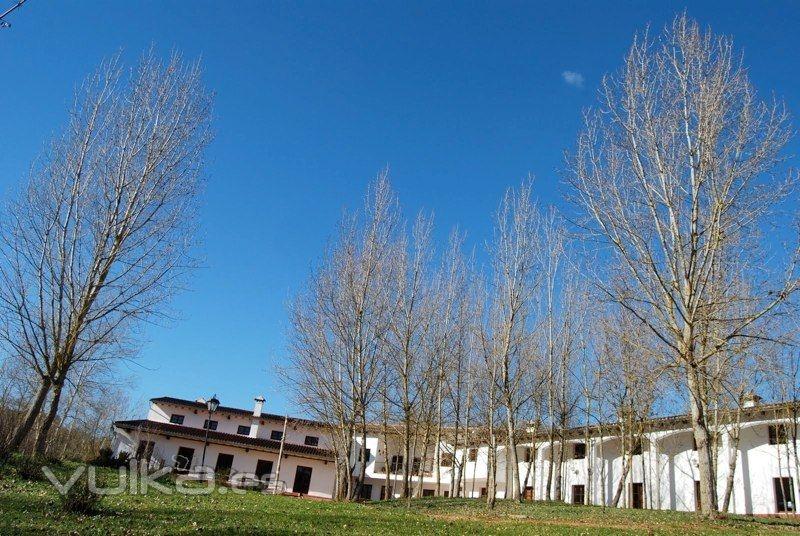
[
  {"x1": 135, "y1": 440, "x2": 155, "y2": 461},
  {"x1": 572, "y1": 485, "x2": 585, "y2": 505},
  {"x1": 774, "y1": 477, "x2": 796, "y2": 513},
  {"x1": 480, "y1": 487, "x2": 487, "y2": 498},
  {"x1": 359, "y1": 483, "x2": 373, "y2": 500},
  {"x1": 174, "y1": 446, "x2": 195, "y2": 472},
  {"x1": 422, "y1": 489, "x2": 434, "y2": 497},
  {"x1": 380, "y1": 485, "x2": 393, "y2": 500},
  {"x1": 444, "y1": 490, "x2": 450, "y2": 498},
  {"x1": 215, "y1": 453, "x2": 234, "y2": 474},
  {"x1": 255, "y1": 459, "x2": 273, "y2": 482},
  {"x1": 523, "y1": 486, "x2": 534, "y2": 501}
]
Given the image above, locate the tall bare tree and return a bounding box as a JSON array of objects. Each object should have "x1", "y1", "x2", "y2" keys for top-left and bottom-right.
[
  {"x1": 568, "y1": 14, "x2": 799, "y2": 515},
  {"x1": 287, "y1": 173, "x2": 400, "y2": 499},
  {"x1": 2, "y1": 52, "x2": 212, "y2": 454}
]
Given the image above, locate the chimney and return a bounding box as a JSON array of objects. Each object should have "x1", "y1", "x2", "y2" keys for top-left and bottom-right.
[
  {"x1": 742, "y1": 392, "x2": 762, "y2": 408},
  {"x1": 251, "y1": 395, "x2": 265, "y2": 438},
  {"x1": 253, "y1": 395, "x2": 265, "y2": 417}
]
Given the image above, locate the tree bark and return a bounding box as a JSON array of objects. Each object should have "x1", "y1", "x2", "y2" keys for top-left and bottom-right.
[
  {"x1": 34, "y1": 377, "x2": 65, "y2": 456},
  {"x1": 7, "y1": 376, "x2": 52, "y2": 453}
]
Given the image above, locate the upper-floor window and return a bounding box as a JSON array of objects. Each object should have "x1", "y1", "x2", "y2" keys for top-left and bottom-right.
[
  {"x1": 304, "y1": 435, "x2": 319, "y2": 446},
  {"x1": 237, "y1": 425, "x2": 251, "y2": 436},
  {"x1": 769, "y1": 424, "x2": 789, "y2": 445},
  {"x1": 573, "y1": 443, "x2": 586, "y2": 459},
  {"x1": 169, "y1": 414, "x2": 185, "y2": 425},
  {"x1": 468, "y1": 448, "x2": 478, "y2": 462},
  {"x1": 521, "y1": 447, "x2": 533, "y2": 462},
  {"x1": 390, "y1": 455, "x2": 403, "y2": 473},
  {"x1": 358, "y1": 448, "x2": 371, "y2": 462},
  {"x1": 270, "y1": 430, "x2": 283, "y2": 441},
  {"x1": 203, "y1": 419, "x2": 218, "y2": 431},
  {"x1": 440, "y1": 452, "x2": 454, "y2": 467}
]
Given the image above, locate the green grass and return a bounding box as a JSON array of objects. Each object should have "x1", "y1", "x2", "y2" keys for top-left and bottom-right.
[{"x1": 2, "y1": 463, "x2": 800, "y2": 534}]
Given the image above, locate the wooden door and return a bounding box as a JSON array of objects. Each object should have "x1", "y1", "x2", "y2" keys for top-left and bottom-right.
[
  {"x1": 631, "y1": 482, "x2": 644, "y2": 509},
  {"x1": 293, "y1": 465, "x2": 312, "y2": 495}
]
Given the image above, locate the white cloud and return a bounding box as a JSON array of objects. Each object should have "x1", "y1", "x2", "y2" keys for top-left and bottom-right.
[{"x1": 561, "y1": 70, "x2": 585, "y2": 88}]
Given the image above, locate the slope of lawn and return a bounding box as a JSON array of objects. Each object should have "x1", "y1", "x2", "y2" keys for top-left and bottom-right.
[{"x1": 2, "y1": 462, "x2": 800, "y2": 535}]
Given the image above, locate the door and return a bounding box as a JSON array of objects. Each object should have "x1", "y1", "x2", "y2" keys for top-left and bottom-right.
[
  {"x1": 774, "y1": 477, "x2": 796, "y2": 512},
  {"x1": 215, "y1": 453, "x2": 234, "y2": 474},
  {"x1": 631, "y1": 482, "x2": 644, "y2": 509},
  {"x1": 174, "y1": 446, "x2": 195, "y2": 472},
  {"x1": 572, "y1": 485, "x2": 585, "y2": 505},
  {"x1": 293, "y1": 465, "x2": 313, "y2": 495},
  {"x1": 255, "y1": 459, "x2": 273, "y2": 482}
]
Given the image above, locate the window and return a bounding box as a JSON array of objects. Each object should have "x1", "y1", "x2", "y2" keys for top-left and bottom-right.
[
  {"x1": 390, "y1": 455, "x2": 403, "y2": 473},
  {"x1": 774, "y1": 477, "x2": 796, "y2": 512},
  {"x1": 444, "y1": 490, "x2": 450, "y2": 498},
  {"x1": 440, "y1": 452, "x2": 453, "y2": 467},
  {"x1": 573, "y1": 443, "x2": 586, "y2": 459},
  {"x1": 522, "y1": 447, "x2": 533, "y2": 462},
  {"x1": 169, "y1": 414, "x2": 185, "y2": 425},
  {"x1": 304, "y1": 435, "x2": 320, "y2": 447},
  {"x1": 422, "y1": 489, "x2": 435, "y2": 497},
  {"x1": 572, "y1": 484, "x2": 585, "y2": 505},
  {"x1": 135, "y1": 440, "x2": 155, "y2": 460},
  {"x1": 174, "y1": 446, "x2": 194, "y2": 472},
  {"x1": 358, "y1": 448, "x2": 371, "y2": 462},
  {"x1": 237, "y1": 425, "x2": 251, "y2": 435},
  {"x1": 270, "y1": 430, "x2": 283, "y2": 441},
  {"x1": 411, "y1": 457, "x2": 422, "y2": 475},
  {"x1": 468, "y1": 448, "x2": 478, "y2": 462},
  {"x1": 769, "y1": 424, "x2": 789, "y2": 445},
  {"x1": 359, "y1": 484, "x2": 373, "y2": 501},
  {"x1": 480, "y1": 487, "x2": 487, "y2": 498},
  {"x1": 256, "y1": 460, "x2": 273, "y2": 481},
  {"x1": 203, "y1": 419, "x2": 218, "y2": 431}
]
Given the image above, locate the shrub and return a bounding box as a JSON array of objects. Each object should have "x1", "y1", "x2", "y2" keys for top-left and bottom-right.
[
  {"x1": 6, "y1": 453, "x2": 45, "y2": 481},
  {"x1": 91, "y1": 448, "x2": 130, "y2": 469},
  {"x1": 61, "y1": 473, "x2": 101, "y2": 515}
]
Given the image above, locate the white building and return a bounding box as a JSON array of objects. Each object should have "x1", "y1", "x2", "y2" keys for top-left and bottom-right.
[{"x1": 112, "y1": 394, "x2": 799, "y2": 515}]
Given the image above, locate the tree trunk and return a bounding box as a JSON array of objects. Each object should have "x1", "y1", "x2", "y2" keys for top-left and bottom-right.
[
  {"x1": 505, "y1": 406, "x2": 522, "y2": 500},
  {"x1": 35, "y1": 374, "x2": 65, "y2": 456},
  {"x1": 687, "y1": 363, "x2": 718, "y2": 516},
  {"x1": 721, "y1": 429, "x2": 740, "y2": 513},
  {"x1": 7, "y1": 376, "x2": 52, "y2": 453}
]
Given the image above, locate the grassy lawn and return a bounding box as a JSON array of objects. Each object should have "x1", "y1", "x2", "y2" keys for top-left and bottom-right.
[{"x1": 2, "y1": 463, "x2": 800, "y2": 535}]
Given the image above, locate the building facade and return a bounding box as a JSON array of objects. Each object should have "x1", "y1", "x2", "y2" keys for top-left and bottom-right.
[{"x1": 112, "y1": 395, "x2": 799, "y2": 515}]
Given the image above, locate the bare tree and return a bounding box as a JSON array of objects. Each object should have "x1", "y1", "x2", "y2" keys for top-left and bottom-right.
[
  {"x1": 2, "y1": 51, "x2": 212, "y2": 454},
  {"x1": 483, "y1": 182, "x2": 543, "y2": 501},
  {"x1": 568, "y1": 14, "x2": 799, "y2": 515},
  {"x1": 287, "y1": 172, "x2": 400, "y2": 499}
]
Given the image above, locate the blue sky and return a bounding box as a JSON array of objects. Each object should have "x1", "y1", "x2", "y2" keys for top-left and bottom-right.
[{"x1": 0, "y1": 1, "x2": 798, "y2": 417}]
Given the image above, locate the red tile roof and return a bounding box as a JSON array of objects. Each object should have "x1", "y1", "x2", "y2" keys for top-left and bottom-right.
[
  {"x1": 114, "y1": 419, "x2": 335, "y2": 460},
  {"x1": 149, "y1": 396, "x2": 327, "y2": 428}
]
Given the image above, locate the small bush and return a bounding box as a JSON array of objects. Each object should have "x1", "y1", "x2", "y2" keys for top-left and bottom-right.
[
  {"x1": 6, "y1": 453, "x2": 45, "y2": 481},
  {"x1": 91, "y1": 448, "x2": 130, "y2": 469},
  {"x1": 61, "y1": 473, "x2": 101, "y2": 515}
]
